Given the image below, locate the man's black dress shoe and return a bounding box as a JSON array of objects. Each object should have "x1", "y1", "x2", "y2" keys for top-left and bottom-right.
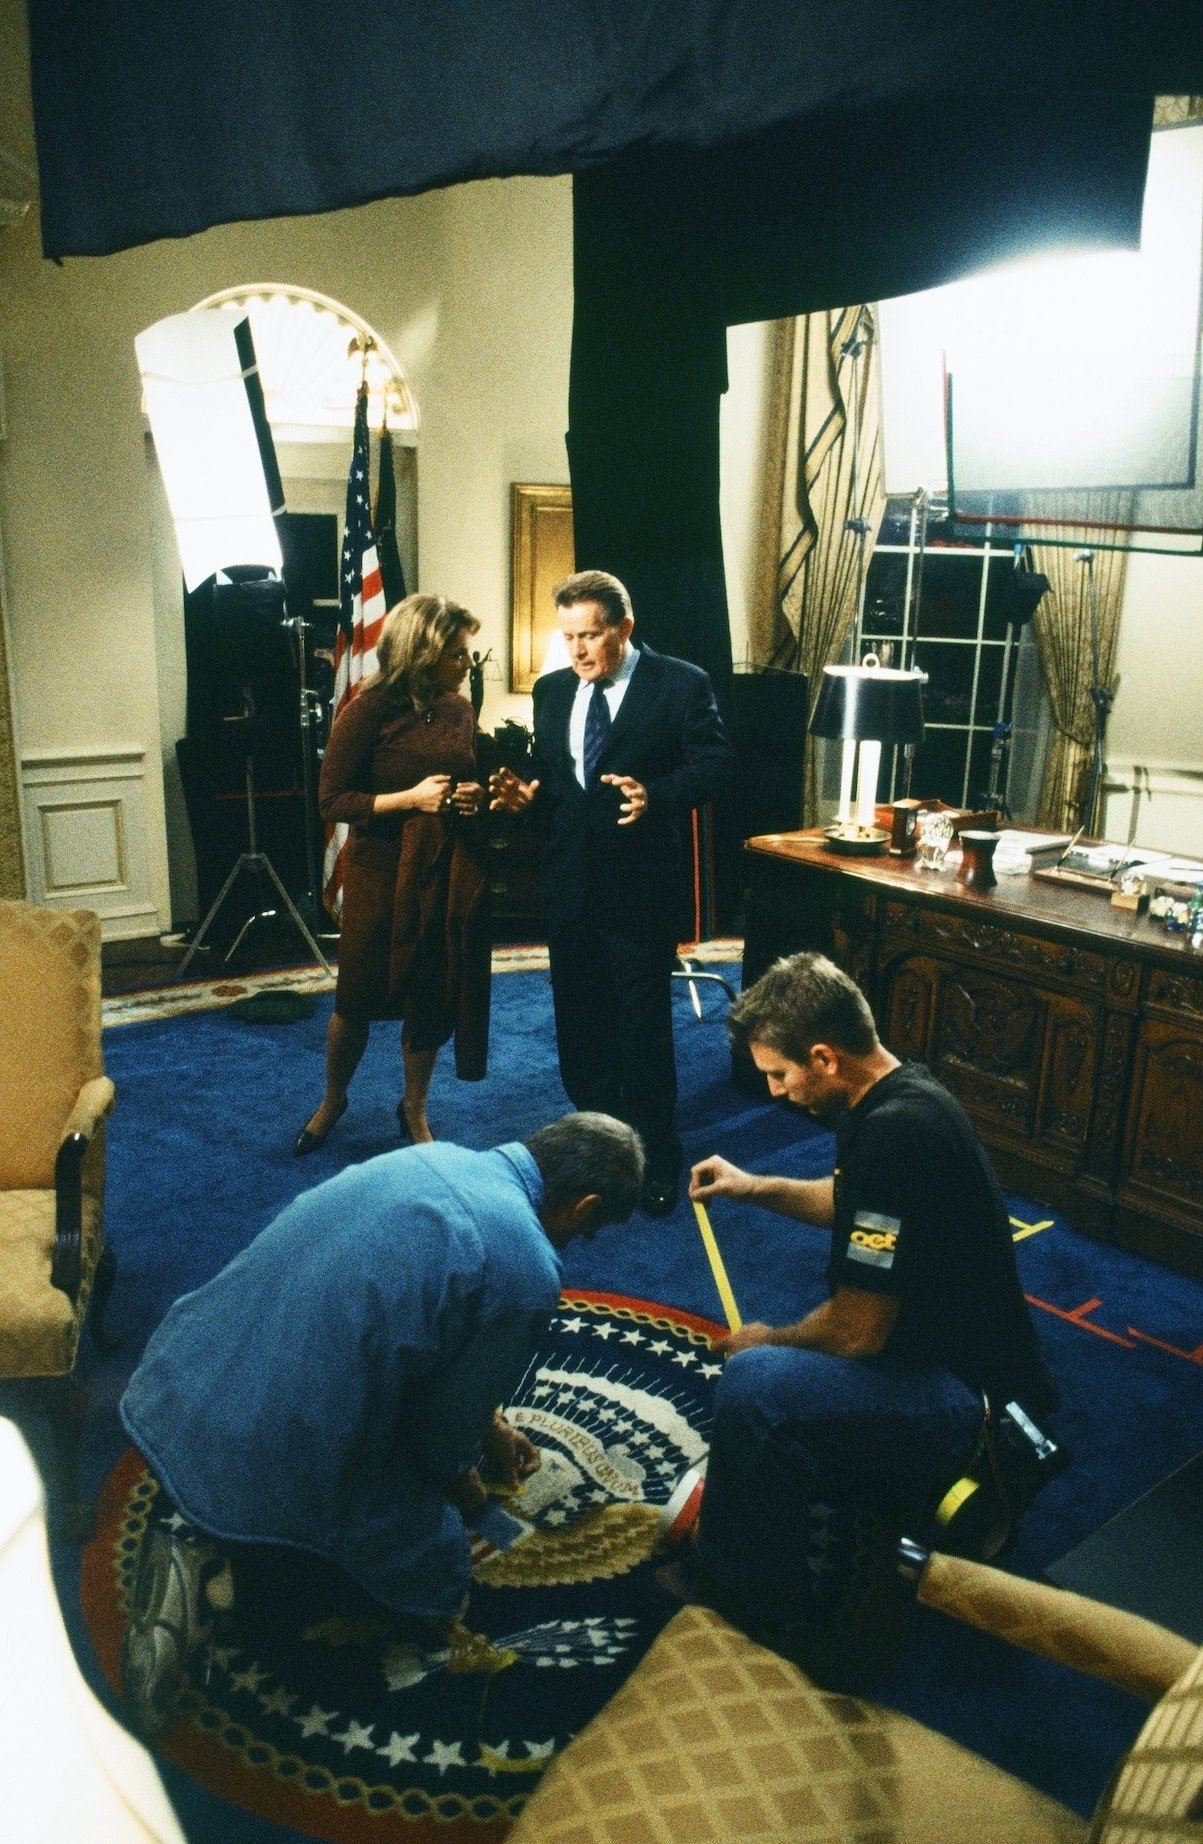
[
  {"x1": 292, "y1": 1098, "x2": 347, "y2": 1157},
  {"x1": 640, "y1": 1172, "x2": 680, "y2": 1218}
]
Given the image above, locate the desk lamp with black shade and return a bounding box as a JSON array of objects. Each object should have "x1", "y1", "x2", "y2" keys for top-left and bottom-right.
[{"x1": 812, "y1": 654, "x2": 926, "y2": 854}]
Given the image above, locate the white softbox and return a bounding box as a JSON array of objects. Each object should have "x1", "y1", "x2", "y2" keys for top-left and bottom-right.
[{"x1": 136, "y1": 308, "x2": 284, "y2": 591}]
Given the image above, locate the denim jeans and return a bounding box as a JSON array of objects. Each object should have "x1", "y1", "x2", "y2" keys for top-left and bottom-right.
[{"x1": 695, "y1": 1344, "x2": 983, "y2": 1617}]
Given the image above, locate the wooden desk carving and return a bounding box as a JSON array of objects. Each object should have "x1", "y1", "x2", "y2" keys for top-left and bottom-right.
[{"x1": 741, "y1": 830, "x2": 1203, "y2": 1276}]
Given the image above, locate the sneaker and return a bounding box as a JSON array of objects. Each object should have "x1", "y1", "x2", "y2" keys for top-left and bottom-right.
[
  {"x1": 659, "y1": 1466, "x2": 705, "y2": 1547},
  {"x1": 122, "y1": 1527, "x2": 218, "y2": 1738}
]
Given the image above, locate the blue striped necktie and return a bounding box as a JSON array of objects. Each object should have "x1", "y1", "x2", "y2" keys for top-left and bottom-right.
[{"x1": 583, "y1": 679, "x2": 613, "y2": 786}]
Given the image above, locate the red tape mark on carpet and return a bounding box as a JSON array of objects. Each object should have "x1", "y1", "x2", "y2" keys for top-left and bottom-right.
[
  {"x1": 1024, "y1": 1293, "x2": 1203, "y2": 1364},
  {"x1": 1125, "y1": 1327, "x2": 1203, "y2": 1365},
  {"x1": 1024, "y1": 1295, "x2": 1137, "y2": 1348}
]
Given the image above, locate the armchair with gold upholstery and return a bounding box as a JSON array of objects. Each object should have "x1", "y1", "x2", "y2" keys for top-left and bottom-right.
[
  {"x1": 0, "y1": 900, "x2": 116, "y2": 1536},
  {"x1": 508, "y1": 1547, "x2": 1203, "y2": 1843}
]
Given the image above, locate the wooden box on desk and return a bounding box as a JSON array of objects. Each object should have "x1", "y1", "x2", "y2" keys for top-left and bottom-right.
[{"x1": 875, "y1": 800, "x2": 1002, "y2": 834}]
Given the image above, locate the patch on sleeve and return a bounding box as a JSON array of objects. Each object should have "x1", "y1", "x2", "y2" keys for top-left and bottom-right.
[{"x1": 846, "y1": 1209, "x2": 901, "y2": 1269}]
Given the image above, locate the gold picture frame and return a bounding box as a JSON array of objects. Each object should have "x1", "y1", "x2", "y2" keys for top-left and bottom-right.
[{"x1": 510, "y1": 483, "x2": 575, "y2": 694}]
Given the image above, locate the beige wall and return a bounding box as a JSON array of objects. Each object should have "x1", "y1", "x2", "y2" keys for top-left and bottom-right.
[
  {"x1": 0, "y1": 163, "x2": 574, "y2": 927},
  {"x1": 1110, "y1": 550, "x2": 1203, "y2": 773},
  {"x1": 1102, "y1": 548, "x2": 1203, "y2": 854},
  {"x1": 720, "y1": 321, "x2": 775, "y2": 665}
]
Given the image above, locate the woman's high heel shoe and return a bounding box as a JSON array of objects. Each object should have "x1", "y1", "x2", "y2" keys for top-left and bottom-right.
[
  {"x1": 397, "y1": 1099, "x2": 435, "y2": 1144},
  {"x1": 293, "y1": 1098, "x2": 348, "y2": 1157}
]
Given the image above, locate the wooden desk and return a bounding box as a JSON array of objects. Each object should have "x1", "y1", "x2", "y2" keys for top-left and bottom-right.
[{"x1": 742, "y1": 830, "x2": 1203, "y2": 1276}]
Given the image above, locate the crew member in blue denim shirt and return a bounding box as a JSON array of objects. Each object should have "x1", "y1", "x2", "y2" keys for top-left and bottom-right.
[{"x1": 120, "y1": 1112, "x2": 643, "y2": 1734}]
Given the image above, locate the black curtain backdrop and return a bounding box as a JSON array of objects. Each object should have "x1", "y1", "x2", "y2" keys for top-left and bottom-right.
[{"x1": 25, "y1": 2, "x2": 1203, "y2": 260}]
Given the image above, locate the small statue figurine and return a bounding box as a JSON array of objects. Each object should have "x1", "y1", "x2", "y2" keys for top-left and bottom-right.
[{"x1": 469, "y1": 648, "x2": 493, "y2": 719}]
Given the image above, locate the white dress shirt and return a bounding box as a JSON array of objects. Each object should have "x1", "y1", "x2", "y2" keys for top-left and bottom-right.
[{"x1": 568, "y1": 642, "x2": 639, "y2": 788}]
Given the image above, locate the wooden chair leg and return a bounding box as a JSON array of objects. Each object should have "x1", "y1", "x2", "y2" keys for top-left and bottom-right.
[
  {"x1": 89, "y1": 1243, "x2": 119, "y2": 1353},
  {"x1": 44, "y1": 1375, "x2": 93, "y2": 1544}
]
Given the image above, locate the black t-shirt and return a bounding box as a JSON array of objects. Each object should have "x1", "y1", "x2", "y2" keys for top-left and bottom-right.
[{"x1": 829, "y1": 1061, "x2": 1057, "y2": 1418}]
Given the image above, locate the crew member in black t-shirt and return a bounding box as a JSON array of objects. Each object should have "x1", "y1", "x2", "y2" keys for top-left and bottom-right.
[{"x1": 684, "y1": 950, "x2": 1057, "y2": 1636}]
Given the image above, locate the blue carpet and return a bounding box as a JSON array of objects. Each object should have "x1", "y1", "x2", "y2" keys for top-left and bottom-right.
[{"x1": 54, "y1": 964, "x2": 1203, "y2": 1836}]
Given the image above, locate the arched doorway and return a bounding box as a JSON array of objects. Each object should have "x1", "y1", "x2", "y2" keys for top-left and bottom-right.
[{"x1": 151, "y1": 287, "x2": 419, "y2": 929}]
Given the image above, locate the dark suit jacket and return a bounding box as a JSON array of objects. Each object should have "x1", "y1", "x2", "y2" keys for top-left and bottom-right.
[{"x1": 531, "y1": 644, "x2": 734, "y2": 935}]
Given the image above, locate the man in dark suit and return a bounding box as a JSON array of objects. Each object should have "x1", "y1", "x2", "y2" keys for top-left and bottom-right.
[{"x1": 490, "y1": 570, "x2": 735, "y2": 1216}]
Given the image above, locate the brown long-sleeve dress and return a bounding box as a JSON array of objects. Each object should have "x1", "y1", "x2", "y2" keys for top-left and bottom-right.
[{"x1": 318, "y1": 679, "x2": 491, "y2": 1078}]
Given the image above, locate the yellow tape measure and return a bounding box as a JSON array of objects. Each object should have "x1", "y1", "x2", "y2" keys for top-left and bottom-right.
[
  {"x1": 692, "y1": 1198, "x2": 742, "y2": 1333},
  {"x1": 934, "y1": 1474, "x2": 981, "y2": 1525}
]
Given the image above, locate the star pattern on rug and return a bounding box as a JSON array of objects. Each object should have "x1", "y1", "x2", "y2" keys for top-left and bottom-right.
[{"x1": 92, "y1": 1294, "x2": 723, "y2": 1843}]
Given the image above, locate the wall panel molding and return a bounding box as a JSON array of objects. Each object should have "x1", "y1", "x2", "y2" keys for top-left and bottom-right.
[{"x1": 20, "y1": 745, "x2": 158, "y2": 937}]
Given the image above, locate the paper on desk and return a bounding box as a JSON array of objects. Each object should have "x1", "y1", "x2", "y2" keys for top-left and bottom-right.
[
  {"x1": 993, "y1": 832, "x2": 1176, "y2": 879},
  {"x1": 1073, "y1": 846, "x2": 1172, "y2": 874},
  {"x1": 995, "y1": 830, "x2": 1073, "y2": 855},
  {"x1": 993, "y1": 830, "x2": 1071, "y2": 874}
]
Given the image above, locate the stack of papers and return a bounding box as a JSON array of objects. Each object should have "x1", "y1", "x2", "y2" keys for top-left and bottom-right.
[
  {"x1": 995, "y1": 831, "x2": 1074, "y2": 856},
  {"x1": 1063, "y1": 846, "x2": 1172, "y2": 877},
  {"x1": 993, "y1": 832, "x2": 1183, "y2": 880},
  {"x1": 993, "y1": 831, "x2": 1073, "y2": 875}
]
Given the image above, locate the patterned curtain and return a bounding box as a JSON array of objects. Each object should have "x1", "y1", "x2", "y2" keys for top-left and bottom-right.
[
  {"x1": 1154, "y1": 96, "x2": 1203, "y2": 128},
  {"x1": 749, "y1": 308, "x2": 884, "y2": 824},
  {"x1": 0, "y1": 587, "x2": 26, "y2": 899},
  {"x1": 1031, "y1": 496, "x2": 1132, "y2": 832}
]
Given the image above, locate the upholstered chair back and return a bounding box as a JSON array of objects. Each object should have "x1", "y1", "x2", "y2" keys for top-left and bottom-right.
[
  {"x1": 1093, "y1": 1641, "x2": 1203, "y2": 1839},
  {"x1": 507, "y1": 1600, "x2": 1203, "y2": 1844},
  {"x1": 0, "y1": 901, "x2": 105, "y2": 1192}
]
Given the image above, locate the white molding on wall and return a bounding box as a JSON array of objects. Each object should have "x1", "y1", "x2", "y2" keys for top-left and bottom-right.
[{"x1": 20, "y1": 745, "x2": 160, "y2": 938}]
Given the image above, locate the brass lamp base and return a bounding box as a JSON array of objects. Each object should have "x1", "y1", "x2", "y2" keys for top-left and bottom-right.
[{"x1": 823, "y1": 825, "x2": 891, "y2": 856}]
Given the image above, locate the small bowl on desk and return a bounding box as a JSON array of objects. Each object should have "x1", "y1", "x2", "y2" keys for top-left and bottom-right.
[{"x1": 956, "y1": 831, "x2": 1001, "y2": 891}]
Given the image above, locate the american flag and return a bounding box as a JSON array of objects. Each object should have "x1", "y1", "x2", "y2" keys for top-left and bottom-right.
[{"x1": 322, "y1": 387, "x2": 387, "y2": 920}]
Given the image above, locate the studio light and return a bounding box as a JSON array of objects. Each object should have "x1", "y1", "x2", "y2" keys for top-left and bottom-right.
[
  {"x1": 878, "y1": 121, "x2": 1203, "y2": 553},
  {"x1": 135, "y1": 306, "x2": 330, "y2": 975},
  {"x1": 135, "y1": 309, "x2": 284, "y2": 591}
]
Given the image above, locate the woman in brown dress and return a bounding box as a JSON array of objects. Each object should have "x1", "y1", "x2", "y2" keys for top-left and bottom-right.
[{"x1": 294, "y1": 594, "x2": 491, "y2": 1153}]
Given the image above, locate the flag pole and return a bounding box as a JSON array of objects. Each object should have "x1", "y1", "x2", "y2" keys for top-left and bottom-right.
[{"x1": 322, "y1": 380, "x2": 388, "y2": 920}]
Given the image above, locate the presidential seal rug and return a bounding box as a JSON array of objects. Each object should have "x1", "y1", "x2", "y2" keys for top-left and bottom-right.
[{"x1": 81, "y1": 1292, "x2": 724, "y2": 1842}]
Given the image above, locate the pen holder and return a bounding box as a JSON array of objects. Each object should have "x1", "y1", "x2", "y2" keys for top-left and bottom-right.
[{"x1": 957, "y1": 831, "x2": 1000, "y2": 891}]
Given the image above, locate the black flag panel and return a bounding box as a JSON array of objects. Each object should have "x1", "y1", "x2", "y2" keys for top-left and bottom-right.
[{"x1": 373, "y1": 428, "x2": 407, "y2": 614}]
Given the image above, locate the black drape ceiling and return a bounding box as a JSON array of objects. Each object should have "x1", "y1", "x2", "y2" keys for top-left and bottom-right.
[{"x1": 26, "y1": 0, "x2": 1203, "y2": 262}]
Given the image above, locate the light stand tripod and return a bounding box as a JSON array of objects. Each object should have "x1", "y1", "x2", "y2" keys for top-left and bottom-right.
[
  {"x1": 1076, "y1": 549, "x2": 1115, "y2": 836},
  {"x1": 280, "y1": 600, "x2": 335, "y2": 940},
  {"x1": 976, "y1": 548, "x2": 1052, "y2": 818},
  {"x1": 982, "y1": 720, "x2": 1014, "y2": 818},
  {"x1": 176, "y1": 697, "x2": 333, "y2": 978}
]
